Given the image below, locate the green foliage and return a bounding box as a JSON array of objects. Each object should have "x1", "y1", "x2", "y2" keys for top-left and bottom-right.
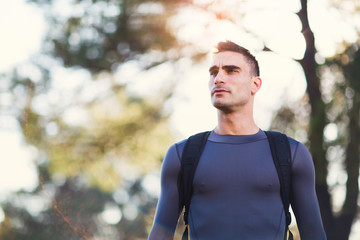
[
  {"x1": 29, "y1": 0, "x2": 188, "y2": 72},
  {"x1": 43, "y1": 87, "x2": 172, "y2": 191},
  {"x1": 269, "y1": 97, "x2": 310, "y2": 140},
  {"x1": 270, "y1": 43, "x2": 360, "y2": 239},
  {"x1": 324, "y1": 44, "x2": 360, "y2": 145},
  {"x1": 0, "y1": 175, "x2": 155, "y2": 240},
  {"x1": 1, "y1": 0, "x2": 185, "y2": 239}
]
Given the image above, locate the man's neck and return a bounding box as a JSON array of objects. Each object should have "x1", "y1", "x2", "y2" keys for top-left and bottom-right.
[{"x1": 214, "y1": 110, "x2": 259, "y2": 135}]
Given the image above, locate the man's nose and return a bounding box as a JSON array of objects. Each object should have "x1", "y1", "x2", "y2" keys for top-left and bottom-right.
[{"x1": 214, "y1": 71, "x2": 225, "y2": 84}]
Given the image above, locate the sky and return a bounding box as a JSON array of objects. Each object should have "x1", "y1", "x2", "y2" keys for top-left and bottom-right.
[{"x1": 0, "y1": 0, "x2": 360, "y2": 237}]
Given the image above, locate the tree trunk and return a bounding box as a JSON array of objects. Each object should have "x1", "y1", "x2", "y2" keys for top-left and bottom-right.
[
  {"x1": 330, "y1": 91, "x2": 360, "y2": 240},
  {"x1": 296, "y1": 0, "x2": 333, "y2": 235},
  {"x1": 297, "y1": 1, "x2": 360, "y2": 239}
]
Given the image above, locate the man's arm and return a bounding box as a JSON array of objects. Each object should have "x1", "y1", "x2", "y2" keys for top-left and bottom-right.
[
  {"x1": 290, "y1": 141, "x2": 327, "y2": 239},
  {"x1": 148, "y1": 144, "x2": 182, "y2": 240}
]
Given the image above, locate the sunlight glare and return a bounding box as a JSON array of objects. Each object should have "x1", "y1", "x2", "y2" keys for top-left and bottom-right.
[
  {"x1": 123, "y1": 203, "x2": 138, "y2": 221},
  {"x1": 324, "y1": 123, "x2": 338, "y2": 142},
  {"x1": 244, "y1": 10, "x2": 305, "y2": 59},
  {"x1": 62, "y1": 106, "x2": 91, "y2": 126},
  {"x1": 51, "y1": 67, "x2": 91, "y2": 90},
  {"x1": 24, "y1": 195, "x2": 51, "y2": 217},
  {"x1": 141, "y1": 173, "x2": 161, "y2": 197},
  {"x1": 0, "y1": 0, "x2": 44, "y2": 72},
  {"x1": 101, "y1": 203, "x2": 122, "y2": 225},
  {"x1": 308, "y1": 0, "x2": 358, "y2": 57},
  {"x1": 0, "y1": 119, "x2": 38, "y2": 195},
  {"x1": 113, "y1": 188, "x2": 130, "y2": 205}
]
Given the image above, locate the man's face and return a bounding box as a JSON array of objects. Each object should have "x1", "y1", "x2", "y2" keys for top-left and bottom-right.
[{"x1": 208, "y1": 51, "x2": 260, "y2": 112}]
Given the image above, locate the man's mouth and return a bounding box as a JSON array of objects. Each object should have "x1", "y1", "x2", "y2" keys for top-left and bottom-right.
[{"x1": 212, "y1": 88, "x2": 229, "y2": 95}]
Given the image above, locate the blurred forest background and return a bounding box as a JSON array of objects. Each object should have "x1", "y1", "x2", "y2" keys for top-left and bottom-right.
[{"x1": 0, "y1": 0, "x2": 360, "y2": 239}]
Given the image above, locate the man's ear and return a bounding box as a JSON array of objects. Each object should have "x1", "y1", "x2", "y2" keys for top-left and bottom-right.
[{"x1": 251, "y1": 77, "x2": 262, "y2": 95}]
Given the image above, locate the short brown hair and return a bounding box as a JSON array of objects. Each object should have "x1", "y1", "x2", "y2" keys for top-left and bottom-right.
[{"x1": 214, "y1": 41, "x2": 260, "y2": 77}]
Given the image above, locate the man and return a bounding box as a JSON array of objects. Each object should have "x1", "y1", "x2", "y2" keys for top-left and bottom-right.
[{"x1": 148, "y1": 41, "x2": 326, "y2": 239}]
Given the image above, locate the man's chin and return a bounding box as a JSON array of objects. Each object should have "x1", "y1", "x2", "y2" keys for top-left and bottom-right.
[{"x1": 212, "y1": 102, "x2": 231, "y2": 112}]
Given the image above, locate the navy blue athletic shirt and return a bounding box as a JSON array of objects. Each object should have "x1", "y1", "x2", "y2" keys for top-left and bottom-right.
[{"x1": 149, "y1": 129, "x2": 326, "y2": 240}]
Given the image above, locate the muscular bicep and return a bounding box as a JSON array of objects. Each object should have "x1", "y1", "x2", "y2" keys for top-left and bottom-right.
[
  {"x1": 148, "y1": 144, "x2": 182, "y2": 239},
  {"x1": 290, "y1": 142, "x2": 326, "y2": 239}
]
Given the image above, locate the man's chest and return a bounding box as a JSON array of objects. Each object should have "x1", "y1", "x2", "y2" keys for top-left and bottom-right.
[{"x1": 192, "y1": 141, "x2": 281, "y2": 196}]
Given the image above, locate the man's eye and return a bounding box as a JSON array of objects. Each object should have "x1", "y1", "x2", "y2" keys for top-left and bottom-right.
[{"x1": 210, "y1": 71, "x2": 218, "y2": 76}]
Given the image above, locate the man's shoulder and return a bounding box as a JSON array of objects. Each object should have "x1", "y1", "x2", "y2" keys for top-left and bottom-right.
[
  {"x1": 172, "y1": 131, "x2": 211, "y2": 158},
  {"x1": 174, "y1": 138, "x2": 187, "y2": 150},
  {"x1": 286, "y1": 135, "x2": 300, "y2": 147},
  {"x1": 165, "y1": 138, "x2": 187, "y2": 160},
  {"x1": 265, "y1": 131, "x2": 308, "y2": 160},
  {"x1": 285, "y1": 135, "x2": 308, "y2": 151},
  {"x1": 282, "y1": 135, "x2": 313, "y2": 164}
]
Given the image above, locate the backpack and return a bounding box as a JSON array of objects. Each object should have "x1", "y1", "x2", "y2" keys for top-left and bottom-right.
[{"x1": 178, "y1": 131, "x2": 293, "y2": 240}]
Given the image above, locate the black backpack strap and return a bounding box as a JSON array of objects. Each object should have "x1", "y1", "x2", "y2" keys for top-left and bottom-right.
[
  {"x1": 264, "y1": 131, "x2": 293, "y2": 240},
  {"x1": 178, "y1": 131, "x2": 210, "y2": 240}
]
